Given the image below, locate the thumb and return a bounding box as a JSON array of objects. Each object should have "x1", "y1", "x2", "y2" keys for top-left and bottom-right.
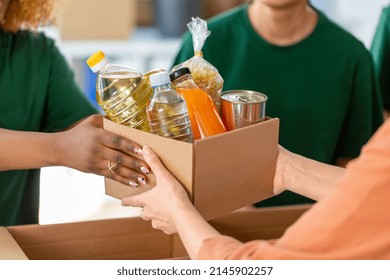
[
  {"x1": 121, "y1": 193, "x2": 144, "y2": 207},
  {"x1": 142, "y1": 146, "x2": 167, "y2": 178}
]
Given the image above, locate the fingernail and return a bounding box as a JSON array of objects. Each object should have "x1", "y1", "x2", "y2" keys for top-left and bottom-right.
[
  {"x1": 121, "y1": 201, "x2": 125, "y2": 206},
  {"x1": 134, "y1": 148, "x2": 142, "y2": 155},
  {"x1": 129, "y1": 181, "x2": 139, "y2": 187},
  {"x1": 138, "y1": 177, "x2": 146, "y2": 185},
  {"x1": 140, "y1": 166, "x2": 150, "y2": 175}
]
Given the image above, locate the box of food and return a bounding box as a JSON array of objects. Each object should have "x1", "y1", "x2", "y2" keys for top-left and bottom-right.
[
  {"x1": 103, "y1": 117, "x2": 279, "y2": 221},
  {"x1": 0, "y1": 205, "x2": 309, "y2": 260}
]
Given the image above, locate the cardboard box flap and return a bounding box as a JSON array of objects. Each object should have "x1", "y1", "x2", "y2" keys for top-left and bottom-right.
[
  {"x1": 7, "y1": 218, "x2": 171, "y2": 260},
  {"x1": 210, "y1": 205, "x2": 310, "y2": 241},
  {"x1": 103, "y1": 118, "x2": 194, "y2": 200},
  {"x1": 0, "y1": 227, "x2": 28, "y2": 260},
  {"x1": 193, "y1": 118, "x2": 279, "y2": 220}
]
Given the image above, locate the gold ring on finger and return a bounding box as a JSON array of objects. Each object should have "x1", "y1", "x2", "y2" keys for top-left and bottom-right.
[{"x1": 108, "y1": 161, "x2": 118, "y2": 175}]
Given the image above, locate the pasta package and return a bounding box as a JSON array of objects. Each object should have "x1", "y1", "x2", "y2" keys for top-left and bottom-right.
[{"x1": 171, "y1": 17, "x2": 224, "y2": 113}]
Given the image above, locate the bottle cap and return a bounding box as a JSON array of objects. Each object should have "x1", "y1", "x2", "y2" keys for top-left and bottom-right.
[
  {"x1": 86, "y1": 51, "x2": 109, "y2": 73},
  {"x1": 169, "y1": 67, "x2": 191, "y2": 82},
  {"x1": 149, "y1": 71, "x2": 170, "y2": 87}
]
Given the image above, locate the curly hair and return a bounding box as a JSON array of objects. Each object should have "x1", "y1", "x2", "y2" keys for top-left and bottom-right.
[{"x1": 1, "y1": 0, "x2": 63, "y2": 32}]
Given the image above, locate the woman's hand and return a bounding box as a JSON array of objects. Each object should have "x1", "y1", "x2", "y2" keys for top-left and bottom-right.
[
  {"x1": 56, "y1": 115, "x2": 150, "y2": 187},
  {"x1": 121, "y1": 146, "x2": 194, "y2": 234}
]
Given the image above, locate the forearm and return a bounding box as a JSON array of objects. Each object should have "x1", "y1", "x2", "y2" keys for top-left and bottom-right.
[
  {"x1": 173, "y1": 204, "x2": 221, "y2": 259},
  {"x1": 175, "y1": 149, "x2": 347, "y2": 258},
  {"x1": 0, "y1": 128, "x2": 61, "y2": 170},
  {"x1": 283, "y1": 150, "x2": 346, "y2": 201}
]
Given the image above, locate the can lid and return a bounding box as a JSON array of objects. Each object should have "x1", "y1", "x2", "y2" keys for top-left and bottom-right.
[
  {"x1": 150, "y1": 71, "x2": 171, "y2": 87},
  {"x1": 86, "y1": 51, "x2": 109, "y2": 73},
  {"x1": 222, "y1": 90, "x2": 268, "y2": 104},
  {"x1": 169, "y1": 67, "x2": 191, "y2": 82}
]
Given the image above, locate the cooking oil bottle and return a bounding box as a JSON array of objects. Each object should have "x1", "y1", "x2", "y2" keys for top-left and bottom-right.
[
  {"x1": 170, "y1": 67, "x2": 226, "y2": 140},
  {"x1": 147, "y1": 71, "x2": 193, "y2": 142},
  {"x1": 86, "y1": 51, "x2": 151, "y2": 132}
]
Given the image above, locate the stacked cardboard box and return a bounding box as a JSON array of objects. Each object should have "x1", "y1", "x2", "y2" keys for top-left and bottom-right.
[{"x1": 59, "y1": 0, "x2": 137, "y2": 40}]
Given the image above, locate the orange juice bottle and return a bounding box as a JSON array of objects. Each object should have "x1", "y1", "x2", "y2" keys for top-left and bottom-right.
[{"x1": 169, "y1": 67, "x2": 226, "y2": 140}]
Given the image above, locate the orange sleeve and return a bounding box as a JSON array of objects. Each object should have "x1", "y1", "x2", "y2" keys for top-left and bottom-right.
[{"x1": 197, "y1": 120, "x2": 390, "y2": 260}]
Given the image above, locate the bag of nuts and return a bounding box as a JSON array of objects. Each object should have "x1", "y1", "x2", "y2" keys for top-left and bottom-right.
[{"x1": 171, "y1": 17, "x2": 224, "y2": 113}]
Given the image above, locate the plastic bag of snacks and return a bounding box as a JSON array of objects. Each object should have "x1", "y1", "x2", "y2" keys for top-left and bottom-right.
[{"x1": 171, "y1": 17, "x2": 224, "y2": 113}]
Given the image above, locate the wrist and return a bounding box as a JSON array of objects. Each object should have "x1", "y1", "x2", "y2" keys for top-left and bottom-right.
[
  {"x1": 273, "y1": 146, "x2": 292, "y2": 194},
  {"x1": 172, "y1": 198, "x2": 199, "y2": 226},
  {"x1": 47, "y1": 131, "x2": 65, "y2": 166}
]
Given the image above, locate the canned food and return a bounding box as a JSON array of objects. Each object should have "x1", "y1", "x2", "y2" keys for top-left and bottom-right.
[{"x1": 221, "y1": 90, "x2": 268, "y2": 131}]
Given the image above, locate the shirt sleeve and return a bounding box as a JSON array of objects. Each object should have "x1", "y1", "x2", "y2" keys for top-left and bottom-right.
[
  {"x1": 197, "y1": 120, "x2": 390, "y2": 260},
  {"x1": 371, "y1": 8, "x2": 390, "y2": 110},
  {"x1": 43, "y1": 39, "x2": 98, "y2": 132}
]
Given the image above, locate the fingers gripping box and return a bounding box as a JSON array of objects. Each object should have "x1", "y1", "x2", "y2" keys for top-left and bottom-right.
[{"x1": 103, "y1": 117, "x2": 279, "y2": 221}]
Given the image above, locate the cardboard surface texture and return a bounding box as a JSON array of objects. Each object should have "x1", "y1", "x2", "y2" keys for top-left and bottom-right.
[
  {"x1": 60, "y1": 0, "x2": 136, "y2": 40},
  {"x1": 0, "y1": 205, "x2": 310, "y2": 260},
  {"x1": 203, "y1": 0, "x2": 248, "y2": 19},
  {"x1": 0, "y1": 228, "x2": 28, "y2": 260},
  {"x1": 103, "y1": 117, "x2": 279, "y2": 221}
]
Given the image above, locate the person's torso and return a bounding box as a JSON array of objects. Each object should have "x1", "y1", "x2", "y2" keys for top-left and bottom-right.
[{"x1": 0, "y1": 30, "x2": 97, "y2": 226}]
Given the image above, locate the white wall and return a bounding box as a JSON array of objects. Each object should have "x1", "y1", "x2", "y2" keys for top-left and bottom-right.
[{"x1": 312, "y1": 0, "x2": 389, "y2": 47}]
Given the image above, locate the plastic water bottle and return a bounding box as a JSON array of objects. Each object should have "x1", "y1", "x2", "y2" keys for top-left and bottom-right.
[
  {"x1": 147, "y1": 71, "x2": 193, "y2": 142},
  {"x1": 170, "y1": 67, "x2": 226, "y2": 140},
  {"x1": 86, "y1": 51, "x2": 151, "y2": 132}
]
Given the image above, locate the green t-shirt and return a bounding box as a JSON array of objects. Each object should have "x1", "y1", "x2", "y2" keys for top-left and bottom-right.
[
  {"x1": 370, "y1": 5, "x2": 390, "y2": 110},
  {"x1": 0, "y1": 30, "x2": 97, "y2": 226},
  {"x1": 173, "y1": 5, "x2": 384, "y2": 207}
]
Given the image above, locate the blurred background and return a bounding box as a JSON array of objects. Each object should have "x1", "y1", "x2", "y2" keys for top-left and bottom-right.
[{"x1": 39, "y1": 0, "x2": 390, "y2": 224}]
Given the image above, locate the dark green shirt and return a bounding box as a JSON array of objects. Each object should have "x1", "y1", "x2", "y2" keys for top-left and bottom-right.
[
  {"x1": 0, "y1": 30, "x2": 97, "y2": 226},
  {"x1": 173, "y1": 5, "x2": 384, "y2": 207},
  {"x1": 371, "y1": 5, "x2": 390, "y2": 110}
]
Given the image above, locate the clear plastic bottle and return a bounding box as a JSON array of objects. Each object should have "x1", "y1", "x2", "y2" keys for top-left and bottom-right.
[
  {"x1": 147, "y1": 71, "x2": 193, "y2": 143},
  {"x1": 170, "y1": 67, "x2": 226, "y2": 140},
  {"x1": 86, "y1": 51, "x2": 151, "y2": 132}
]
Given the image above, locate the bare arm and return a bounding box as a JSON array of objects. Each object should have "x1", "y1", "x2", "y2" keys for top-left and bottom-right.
[
  {"x1": 122, "y1": 145, "x2": 347, "y2": 259},
  {"x1": 0, "y1": 115, "x2": 150, "y2": 186},
  {"x1": 275, "y1": 146, "x2": 346, "y2": 201},
  {"x1": 0, "y1": 128, "x2": 59, "y2": 170}
]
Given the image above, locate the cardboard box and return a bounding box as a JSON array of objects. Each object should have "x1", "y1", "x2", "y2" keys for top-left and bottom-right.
[
  {"x1": 103, "y1": 117, "x2": 279, "y2": 221},
  {"x1": 0, "y1": 205, "x2": 310, "y2": 260},
  {"x1": 59, "y1": 0, "x2": 137, "y2": 40},
  {"x1": 137, "y1": 0, "x2": 154, "y2": 26},
  {"x1": 203, "y1": 0, "x2": 248, "y2": 19}
]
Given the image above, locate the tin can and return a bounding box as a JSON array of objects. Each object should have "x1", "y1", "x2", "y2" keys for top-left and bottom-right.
[{"x1": 221, "y1": 90, "x2": 268, "y2": 131}]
